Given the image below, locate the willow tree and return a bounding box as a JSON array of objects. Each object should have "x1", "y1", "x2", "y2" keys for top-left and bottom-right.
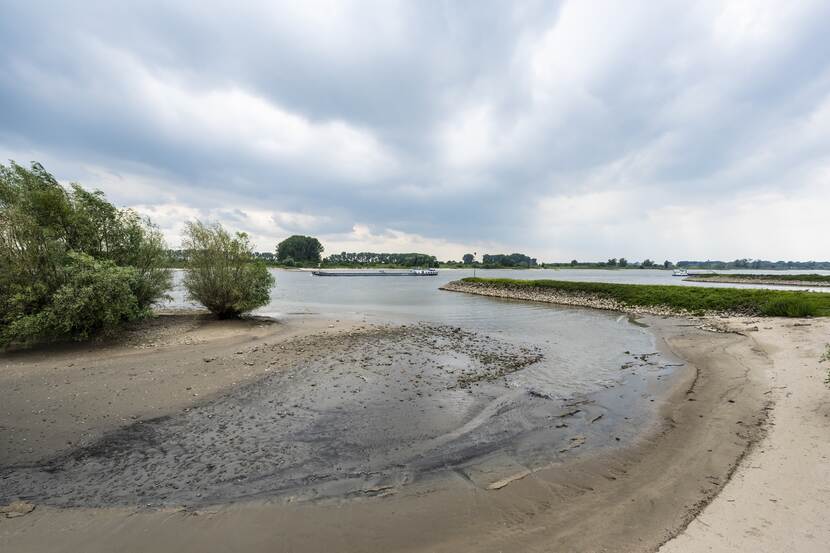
[
  {"x1": 0, "y1": 161, "x2": 171, "y2": 347},
  {"x1": 182, "y1": 221, "x2": 275, "y2": 318}
]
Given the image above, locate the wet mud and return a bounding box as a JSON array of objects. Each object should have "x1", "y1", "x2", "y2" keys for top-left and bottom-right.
[{"x1": 0, "y1": 324, "x2": 675, "y2": 508}]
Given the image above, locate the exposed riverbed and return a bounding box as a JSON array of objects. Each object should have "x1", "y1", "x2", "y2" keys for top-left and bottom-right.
[{"x1": 0, "y1": 319, "x2": 677, "y2": 507}]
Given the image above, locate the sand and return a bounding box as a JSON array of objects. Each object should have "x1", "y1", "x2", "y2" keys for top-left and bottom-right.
[
  {"x1": 660, "y1": 318, "x2": 830, "y2": 553},
  {"x1": 0, "y1": 312, "x2": 827, "y2": 552},
  {"x1": 0, "y1": 312, "x2": 357, "y2": 467}
]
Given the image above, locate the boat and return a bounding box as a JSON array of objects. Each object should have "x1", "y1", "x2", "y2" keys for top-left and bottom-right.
[
  {"x1": 311, "y1": 268, "x2": 438, "y2": 277},
  {"x1": 672, "y1": 269, "x2": 689, "y2": 277}
]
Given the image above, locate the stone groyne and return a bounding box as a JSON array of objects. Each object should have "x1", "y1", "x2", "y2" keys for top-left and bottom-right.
[{"x1": 440, "y1": 280, "x2": 707, "y2": 318}]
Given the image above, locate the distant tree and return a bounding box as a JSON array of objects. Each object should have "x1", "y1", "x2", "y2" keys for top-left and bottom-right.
[
  {"x1": 619, "y1": 258, "x2": 628, "y2": 267},
  {"x1": 641, "y1": 259, "x2": 654, "y2": 268},
  {"x1": 276, "y1": 235, "x2": 323, "y2": 263},
  {"x1": 663, "y1": 260, "x2": 673, "y2": 269},
  {"x1": 571, "y1": 259, "x2": 578, "y2": 266},
  {"x1": 462, "y1": 253, "x2": 474, "y2": 264},
  {"x1": 324, "y1": 252, "x2": 438, "y2": 267},
  {"x1": 482, "y1": 253, "x2": 537, "y2": 267},
  {"x1": 607, "y1": 258, "x2": 617, "y2": 267},
  {"x1": 183, "y1": 221, "x2": 275, "y2": 319}
]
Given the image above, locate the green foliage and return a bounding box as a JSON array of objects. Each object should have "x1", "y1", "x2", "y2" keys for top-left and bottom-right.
[
  {"x1": 183, "y1": 221, "x2": 275, "y2": 318},
  {"x1": 462, "y1": 253, "x2": 474, "y2": 264},
  {"x1": 759, "y1": 298, "x2": 816, "y2": 317},
  {"x1": 678, "y1": 259, "x2": 830, "y2": 270},
  {"x1": 0, "y1": 161, "x2": 171, "y2": 347},
  {"x1": 460, "y1": 277, "x2": 830, "y2": 317},
  {"x1": 481, "y1": 253, "x2": 537, "y2": 267},
  {"x1": 3, "y1": 253, "x2": 147, "y2": 345},
  {"x1": 276, "y1": 235, "x2": 323, "y2": 263},
  {"x1": 324, "y1": 251, "x2": 438, "y2": 267}
]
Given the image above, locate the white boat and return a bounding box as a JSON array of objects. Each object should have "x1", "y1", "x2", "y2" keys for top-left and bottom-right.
[{"x1": 672, "y1": 269, "x2": 689, "y2": 277}]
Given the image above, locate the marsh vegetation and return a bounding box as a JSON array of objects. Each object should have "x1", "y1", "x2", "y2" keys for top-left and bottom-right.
[{"x1": 459, "y1": 277, "x2": 830, "y2": 317}]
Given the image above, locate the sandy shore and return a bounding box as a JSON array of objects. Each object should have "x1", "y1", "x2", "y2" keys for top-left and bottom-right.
[
  {"x1": 0, "y1": 312, "x2": 359, "y2": 467},
  {"x1": 660, "y1": 319, "x2": 830, "y2": 552},
  {"x1": 1, "y1": 310, "x2": 827, "y2": 552}
]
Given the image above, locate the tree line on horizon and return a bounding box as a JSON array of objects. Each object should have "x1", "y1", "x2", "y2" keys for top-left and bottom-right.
[{"x1": 4, "y1": 161, "x2": 829, "y2": 348}]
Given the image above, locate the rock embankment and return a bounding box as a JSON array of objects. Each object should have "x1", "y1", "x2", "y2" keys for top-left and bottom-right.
[{"x1": 441, "y1": 280, "x2": 711, "y2": 318}]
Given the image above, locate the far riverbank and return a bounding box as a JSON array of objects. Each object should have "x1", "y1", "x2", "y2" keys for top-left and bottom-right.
[{"x1": 685, "y1": 274, "x2": 830, "y2": 287}]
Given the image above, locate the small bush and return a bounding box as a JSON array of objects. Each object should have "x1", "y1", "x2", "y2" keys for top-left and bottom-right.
[
  {"x1": 2, "y1": 253, "x2": 146, "y2": 345},
  {"x1": 182, "y1": 221, "x2": 275, "y2": 318}
]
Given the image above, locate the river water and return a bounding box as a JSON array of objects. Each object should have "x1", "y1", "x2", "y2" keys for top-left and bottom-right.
[
  {"x1": 167, "y1": 269, "x2": 680, "y2": 397},
  {"x1": 165, "y1": 267, "x2": 829, "y2": 395}
]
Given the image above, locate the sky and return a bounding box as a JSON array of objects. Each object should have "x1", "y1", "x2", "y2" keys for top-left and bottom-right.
[{"x1": 1, "y1": 0, "x2": 829, "y2": 262}]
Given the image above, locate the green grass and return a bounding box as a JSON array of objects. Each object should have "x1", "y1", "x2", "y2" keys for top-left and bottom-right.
[
  {"x1": 460, "y1": 277, "x2": 830, "y2": 317},
  {"x1": 691, "y1": 273, "x2": 830, "y2": 283}
]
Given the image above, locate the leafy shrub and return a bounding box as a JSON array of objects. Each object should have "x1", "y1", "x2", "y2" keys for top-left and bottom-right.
[
  {"x1": 2, "y1": 253, "x2": 146, "y2": 345},
  {"x1": 0, "y1": 162, "x2": 171, "y2": 347},
  {"x1": 182, "y1": 221, "x2": 275, "y2": 318}
]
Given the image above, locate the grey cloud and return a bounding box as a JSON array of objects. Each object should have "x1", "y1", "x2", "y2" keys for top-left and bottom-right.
[{"x1": 1, "y1": 1, "x2": 829, "y2": 260}]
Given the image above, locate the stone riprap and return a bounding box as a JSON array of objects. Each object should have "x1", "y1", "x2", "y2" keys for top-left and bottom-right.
[{"x1": 440, "y1": 280, "x2": 736, "y2": 318}]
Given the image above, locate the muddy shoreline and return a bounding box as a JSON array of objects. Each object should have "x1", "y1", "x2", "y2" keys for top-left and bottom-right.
[
  {"x1": 1, "y1": 316, "x2": 674, "y2": 508},
  {"x1": 0, "y1": 311, "x2": 771, "y2": 552}
]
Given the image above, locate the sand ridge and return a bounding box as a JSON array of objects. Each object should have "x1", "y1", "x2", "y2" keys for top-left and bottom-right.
[{"x1": 660, "y1": 318, "x2": 830, "y2": 553}]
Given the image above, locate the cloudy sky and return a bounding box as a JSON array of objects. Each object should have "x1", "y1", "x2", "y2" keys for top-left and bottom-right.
[{"x1": 2, "y1": 1, "x2": 829, "y2": 262}]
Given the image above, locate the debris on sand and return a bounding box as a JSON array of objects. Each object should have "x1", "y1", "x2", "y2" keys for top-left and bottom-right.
[
  {"x1": 487, "y1": 469, "x2": 532, "y2": 490},
  {"x1": 559, "y1": 435, "x2": 586, "y2": 453},
  {"x1": 1, "y1": 501, "x2": 36, "y2": 518}
]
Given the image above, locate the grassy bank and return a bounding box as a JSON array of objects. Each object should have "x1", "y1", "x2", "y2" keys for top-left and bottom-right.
[
  {"x1": 689, "y1": 273, "x2": 830, "y2": 283},
  {"x1": 459, "y1": 277, "x2": 830, "y2": 317}
]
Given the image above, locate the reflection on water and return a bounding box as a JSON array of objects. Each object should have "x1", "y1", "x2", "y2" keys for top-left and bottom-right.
[
  {"x1": 163, "y1": 266, "x2": 829, "y2": 397},
  {"x1": 166, "y1": 267, "x2": 830, "y2": 317},
  {"x1": 167, "y1": 269, "x2": 668, "y2": 397}
]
